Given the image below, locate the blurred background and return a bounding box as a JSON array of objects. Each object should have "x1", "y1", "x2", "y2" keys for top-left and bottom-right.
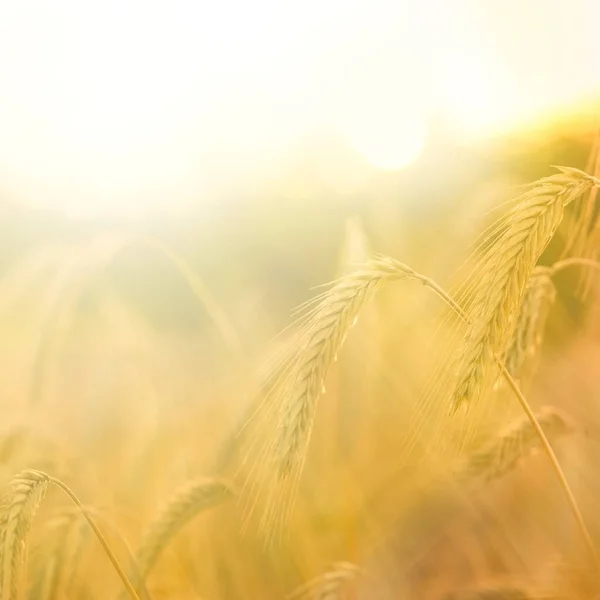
[{"x1": 2, "y1": 1, "x2": 600, "y2": 599}]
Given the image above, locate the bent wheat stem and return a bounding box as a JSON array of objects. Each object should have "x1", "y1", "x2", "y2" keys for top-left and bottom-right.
[
  {"x1": 545, "y1": 257, "x2": 600, "y2": 277},
  {"x1": 48, "y1": 477, "x2": 142, "y2": 600},
  {"x1": 411, "y1": 271, "x2": 600, "y2": 568}
]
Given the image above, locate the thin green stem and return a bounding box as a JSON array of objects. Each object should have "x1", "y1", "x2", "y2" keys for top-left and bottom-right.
[{"x1": 49, "y1": 478, "x2": 143, "y2": 600}]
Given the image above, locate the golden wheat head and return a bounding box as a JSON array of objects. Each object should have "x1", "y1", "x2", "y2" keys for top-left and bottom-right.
[
  {"x1": 0, "y1": 469, "x2": 49, "y2": 600},
  {"x1": 273, "y1": 256, "x2": 417, "y2": 479},
  {"x1": 453, "y1": 167, "x2": 598, "y2": 410},
  {"x1": 243, "y1": 256, "x2": 419, "y2": 537},
  {"x1": 455, "y1": 406, "x2": 574, "y2": 486},
  {"x1": 130, "y1": 478, "x2": 232, "y2": 593}
]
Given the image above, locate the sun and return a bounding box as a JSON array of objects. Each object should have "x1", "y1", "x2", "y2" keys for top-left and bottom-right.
[{"x1": 343, "y1": 113, "x2": 427, "y2": 171}]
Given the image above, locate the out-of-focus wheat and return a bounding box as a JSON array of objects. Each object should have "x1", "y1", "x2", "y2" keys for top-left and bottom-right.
[
  {"x1": 130, "y1": 478, "x2": 232, "y2": 594},
  {"x1": 287, "y1": 561, "x2": 361, "y2": 600},
  {"x1": 443, "y1": 584, "x2": 535, "y2": 599},
  {"x1": 29, "y1": 508, "x2": 89, "y2": 600},
  {"x1": 504, "y1": 268, "x2": 556, "y2": 384},
  {"x1": 455, "y1": 406, "x2": 574, "y2": 486}
]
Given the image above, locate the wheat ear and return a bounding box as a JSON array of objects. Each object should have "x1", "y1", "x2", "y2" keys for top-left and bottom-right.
[
  {"x1": 0, "y1": 470, "x2": 49, "y2": 600},
  {"x1": 129, "y1": 479, "x2": 232, "y2": 594},
  {"x1": 287, "y1": 562, "x2": 362, "y2": 600},
  {"x1": 408, "y1": 267, "x2": 600, "y2": 569},
  {"x1": 503, "y1": 256, "x2": 600, "y2": 385},
  {"x1": 453, "y1": 167, "x2": 598, "y2": 410},
  {"x1": 455, "y1": 406, "x2": 574, "y2": 486},
  {"x1": 272, "y1": 257, "x2": 417, "y2": 480},
  {"x1": 243, "y1": 257, "x2": 420, "y2": 539},
  {"x1": 0, "y1": 470, "x2": 141, "y2": 600}
]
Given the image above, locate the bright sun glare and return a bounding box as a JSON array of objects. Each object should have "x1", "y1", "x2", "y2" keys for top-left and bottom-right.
[{"x1": 1, "y1": 0, "x2": 600, "y2": 218}]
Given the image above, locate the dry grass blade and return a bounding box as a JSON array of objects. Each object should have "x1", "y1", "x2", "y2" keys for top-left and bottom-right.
[
  {"x1": 286, "y1": 561, "x2": 362, "y2": 600},
  {"x1": 0, "y1": 469, "x2": 49, "y2": 600},
  {"x1": 453, "y1": 167, "x2": 597, "y2": 410},
  {"x1": 130, "y1": 479, "x2": 233, "y2": 592},
  {"x1": 455, "y1": 406, "x2": 574, "y2": 486},
  {"x1": 504, "y1": 268, "x2": 556, "y2": 384}
]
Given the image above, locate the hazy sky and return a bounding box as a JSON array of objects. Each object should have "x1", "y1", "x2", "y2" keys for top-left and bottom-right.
[{"x1": 1, "y1": 0, "x2": 599, "y2": 218}]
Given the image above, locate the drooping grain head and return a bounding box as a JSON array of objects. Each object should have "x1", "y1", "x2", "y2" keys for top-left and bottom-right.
[
  {"x1": 241, "y1": 256, "x2": 418, "y2": 539},
  {"x1": 453, "y1": 167, "x2": 597, "y2": 410},
  {"x1": 273, "y1": 256, "x2": 417, "y2": 481},
  {"x1": 455, "y1": 406, "x2": 574, "y2": 486},
  {"x1": 130, "y1": 478, "x2": 233, "y2": 594},
  {"x1": 0, "y1": 470, "x2": 49, "y2": 600}
]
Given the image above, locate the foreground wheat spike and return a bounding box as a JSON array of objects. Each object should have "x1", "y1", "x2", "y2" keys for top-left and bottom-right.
[
  {"x1": 287, "y1": 562, "x2": 362, "y2": 600},
  {"x1": 273, "y1": 256, "x2": 417, "y2": 481},
  {"x1": 130, "y1": 478, "x2": 232, "y2": 592},
  {"x1": 504, "y1": 268, "x2": 556, "y2": 383},
  {"x1": 453, "y1": 167, "x2": 598, "y2": 410},
  {"x1": 0, "y1": 470, "x2": 49, "y2": 600},
  {"x1": 0, "y1": 470, "x2": 141, "y2": 600},
  {"x1": 455, "y1": 406, "x2": 574, "y2": 486}
]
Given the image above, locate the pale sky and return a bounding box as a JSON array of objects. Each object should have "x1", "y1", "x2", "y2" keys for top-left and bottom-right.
[{"x1": 0, "y1": 0, "x2": 599, "y2": 218}]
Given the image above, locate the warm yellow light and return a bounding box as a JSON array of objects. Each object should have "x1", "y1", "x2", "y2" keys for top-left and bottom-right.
[
  {"x1": 343, "y1": 114, "x2": 426, "y2": 171},
  {"x1": 1, "y1": 0, "x2": 600, "y2": 218},
  {"x1": 435, "y1": 51, "x2": 519, "y2": 138}
]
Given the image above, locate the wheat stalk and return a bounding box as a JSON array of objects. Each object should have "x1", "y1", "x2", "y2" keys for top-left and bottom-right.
[
  {"x1": 0, "y1": 470, "x2": 49, "y2": 600},
  {"x1": 129, "y1": 478, "x2": 232, "y2": 594},
  {"x1": 453, "y1": 167, "x2": 598, "y2": 410},
  {"x1": 28, "y1": 507, "x2": 88, "y2": 600},
  {"x1": 246, "y1": 167, "x2": 599, "y2": 553},
  {"x1": 409, "y1": 266, "x2": 599, "y2": 568}
]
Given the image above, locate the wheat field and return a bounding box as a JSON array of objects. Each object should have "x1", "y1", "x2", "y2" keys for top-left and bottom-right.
[{"x1": 3, "y1": 123, "x2": 600, "y2": 600}]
